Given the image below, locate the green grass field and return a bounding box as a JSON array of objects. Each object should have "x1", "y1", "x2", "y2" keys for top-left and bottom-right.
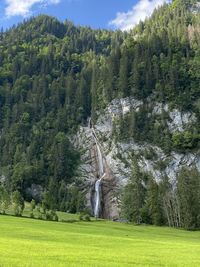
[{"x1": 0, "y1": 215, "x2": 200, "y2": 267}]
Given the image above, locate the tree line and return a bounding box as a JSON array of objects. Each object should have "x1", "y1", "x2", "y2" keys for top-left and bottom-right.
[
  {"x1": 0, "y1": 0, "x2": 199, "y2": 225},
  {"x1": 122, "y1": 159, "x2": 200, "y2": 230}
]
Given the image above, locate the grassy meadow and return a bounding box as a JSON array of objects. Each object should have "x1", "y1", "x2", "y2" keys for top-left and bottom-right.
[{"x1": 0, "y1": 215, "x2": 200, "y2": 267}]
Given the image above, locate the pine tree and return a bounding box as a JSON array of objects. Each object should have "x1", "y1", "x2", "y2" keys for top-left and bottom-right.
[
  {"x1": 118, "y1": 49, "x2": 129, "y2": 97},
  {"x1": 145, "y1": 178, "x2": 164, "y2": 226},
  {"x1": 177, "y1": 167, "x2": 200, "y2": 229},
  {"x1": 122, "y1": 158, "x2": 145, "y2": 224}
]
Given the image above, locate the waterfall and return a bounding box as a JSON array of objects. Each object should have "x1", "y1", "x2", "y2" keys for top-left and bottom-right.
[
  {"x1": 94, "y1": 178, "x2": 102, "y2": 218},
  {"x1": 93, "y1": 140, "x2": 105, "y2": 218},
  {"x1": 89, "y1": 118, "x2": 105, "y2": 218},
  {"x1": 96, "y1": 142, "x2": 104, "y2": 177}
]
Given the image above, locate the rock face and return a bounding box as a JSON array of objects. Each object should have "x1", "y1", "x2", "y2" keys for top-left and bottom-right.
[
  {"x1": 74, "y1": 97, "x2": 200, "y2": 218},
  {"x1": 152, "y1": 103, "x2": 196, "y2": 133},
  {"x1": 73, "y1": 124, "x2": 120, "y2": 219}
]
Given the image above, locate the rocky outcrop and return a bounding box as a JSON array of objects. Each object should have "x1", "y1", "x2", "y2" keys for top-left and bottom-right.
[
  {"x1": 73, "y1": 125, "x2": 120, "y2": 219},
  {"x1": 74, "y1": 97, "x2": 200, "y2": 218},
  {"x1": 152, "y1": 103, "x2": 196, "y2": 133}
]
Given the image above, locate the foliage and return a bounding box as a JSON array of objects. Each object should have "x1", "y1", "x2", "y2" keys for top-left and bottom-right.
[
  {"x1": 0, "y1": 1, "x2": 199, "y2": 224},
  {"x1": 122, "y1": 165, "x2": 200, "y2": 230},
  {"x1": 79, "y1": 212, "x2": 91, "y2": 221},
  {"x1": 122, "y1": 158, "x2": 146, "y2": 224},
  {"x1": 0, "y1": 186, "x2": 10, "y2": 214},
  {"x1": 12, "y1": 191, "x2": 25, "y2": 216},
  {"x1": 177, "y1": 167, "x2": 200, "y2": 229}
]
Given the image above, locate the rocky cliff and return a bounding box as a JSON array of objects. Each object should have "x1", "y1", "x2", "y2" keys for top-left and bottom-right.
[{"x1": 74, "y1": 97, "x2": 200, "y2": 219}]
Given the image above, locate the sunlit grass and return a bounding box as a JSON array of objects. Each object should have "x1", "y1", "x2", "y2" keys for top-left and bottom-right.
[{"x1": 0, "y1": 215, "x2": 200, "y2": 266}]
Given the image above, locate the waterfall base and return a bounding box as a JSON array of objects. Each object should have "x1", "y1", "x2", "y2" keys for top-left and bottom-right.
[
  {"x1": 94, "y1": 178, "x2": 102, "y2": 217},
  {"x1": 91, "y1": 176, "x2": 119, "y2": 220}
]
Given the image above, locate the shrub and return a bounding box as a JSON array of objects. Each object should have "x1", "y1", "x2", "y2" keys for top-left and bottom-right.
[
  {"x1": 84, "y1": 214, "x2": 91, "y2": 221},
  {"x1": 30, "y1": 199, "x2": 36, "y2": 212},
  {"x1": 54, "y1": 214, "x2": 59, "y2": 221},
  {"x1": 79, "y1": 212, "x2": 91, "y2": 221}
]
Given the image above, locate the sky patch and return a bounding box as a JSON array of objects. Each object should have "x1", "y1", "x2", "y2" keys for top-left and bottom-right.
[
  {"x1": 109, "y1": 0, "x2": 170, "y2": 31},
  {"x1": 5, "y1": 0, "x2": 60, "y2": 17}
]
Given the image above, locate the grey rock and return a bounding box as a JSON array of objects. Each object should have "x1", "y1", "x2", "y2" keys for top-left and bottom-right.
[{"x1": 73, "y1": 97, "x2": 200, "y2": 217}]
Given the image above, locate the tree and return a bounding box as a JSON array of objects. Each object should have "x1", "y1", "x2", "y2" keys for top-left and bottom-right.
[
  {"x1": 160, "y1": 177, "x2": 181, "y2": 228},
  {"x1": 144, "y1": 177, "x2": 164, "y2": 226},
  {"x1": 177, "y1": 167, "x2": 200, "y2": 229},
  {"x1": 0, "y1": 186, "x2": 10, "y2": 214},
  {"x1": 66, "y1": 185, "x2": 85, "y2": 214},
  {"x1": 118, "y1": 49, "x2": 129, "y2": 97},
  {"x1": 12, "y1": 191, "x2": 24, "y2": 216},
  {"x1": 90, "y1": 61, "x2": 98, "y2": 121},
  {"x1": 122, "y1": 158, "x2": 145, "y2": 224}
]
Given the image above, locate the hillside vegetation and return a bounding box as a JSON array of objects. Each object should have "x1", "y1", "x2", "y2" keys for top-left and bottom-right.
[{"x1": 0, "y1": 0, "x2": 200, "y2": 228}]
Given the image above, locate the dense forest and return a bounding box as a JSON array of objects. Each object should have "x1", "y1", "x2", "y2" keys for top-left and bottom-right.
[
  {"x1": 0, "y1": 0, "x2": 200, "y2": 229},
  {"x1": 0, "y1": 15, "x2": 122, "y2": 211}
]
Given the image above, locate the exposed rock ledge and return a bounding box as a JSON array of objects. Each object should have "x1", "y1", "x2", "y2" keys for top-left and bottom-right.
[{"x1": 73, "y1": 97, "x2": 200, "y2": 217}]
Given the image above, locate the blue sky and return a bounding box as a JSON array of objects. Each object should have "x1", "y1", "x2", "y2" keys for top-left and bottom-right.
[{"x1": 0, "y1": 0, "x2": 169, "y2": 31}]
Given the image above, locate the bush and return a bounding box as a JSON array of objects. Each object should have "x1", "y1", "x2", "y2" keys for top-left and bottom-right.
[
  {"x1": 79, "y1": 212, "x2": 91, "y2": 221},
  {"x1": 30, "y1": 199, "x2": 36, "y2": 211},
  {"x1": 45, "y1": 210, "x2": 58, "y2": 221},
  {"x1": 54, "y1": 214, "x2": 59, "y2": 221},
  {"x1": 84, "y1": 214, "x2": 91, "y2": 221},
  {"x1": 79, "y1": 214, "x2": 84, "y2": 221},
  {"x1": 46, "y1": 211, "x2": 53, "y2": 221}
]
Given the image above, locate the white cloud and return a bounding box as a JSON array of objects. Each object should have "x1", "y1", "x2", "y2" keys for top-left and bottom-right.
[
  {"x1": 5, "y1": 0, "x2": 60, "y2": 17},
  {"x1": 109, "y1": 0, "x2": 170, "y2": 31}
]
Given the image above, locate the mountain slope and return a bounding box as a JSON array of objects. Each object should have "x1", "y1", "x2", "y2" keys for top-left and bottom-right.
[{"x1": 0, "y1": 1, "x2": 200, "y2": 229}]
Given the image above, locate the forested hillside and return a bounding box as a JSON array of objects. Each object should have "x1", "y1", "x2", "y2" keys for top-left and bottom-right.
[
  {"x1": 93, "y1": 0, "x2": 200, "y2": 153},
  {"x1": 0, "y1": 0, "x2": 200, "y2": 229},
  {"x1": 0, "y1": 15, "x2": 125, "y2": 210}
]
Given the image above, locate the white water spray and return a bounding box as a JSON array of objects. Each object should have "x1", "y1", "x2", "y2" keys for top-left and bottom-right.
[
  {"x1": 89, "y1": 118, "x2": 106, "y2": 218},
  {"x1": 94, "y1": 177, "x2": 102, "y2": 218},
  {"x1": 96, "y1": 142, "x2": 104, "y2": 177}
]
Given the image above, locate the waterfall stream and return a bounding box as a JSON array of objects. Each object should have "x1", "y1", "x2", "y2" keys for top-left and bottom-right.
[
  {"x1": 89, "y1": 118, "x2": 105, "y2": 218},
  {"x1": 94, "y1": 177, "x2": 102, "y2": 218},
  {"x1": 96, "y1": 142, "x2": 104, "y2": 177}
]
